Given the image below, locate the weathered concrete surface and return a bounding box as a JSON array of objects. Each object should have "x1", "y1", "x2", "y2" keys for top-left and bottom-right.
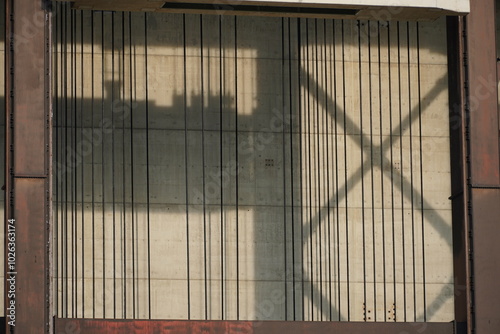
[{"x1": 52, "y1": 8, "x2": 453, "y2": 323}]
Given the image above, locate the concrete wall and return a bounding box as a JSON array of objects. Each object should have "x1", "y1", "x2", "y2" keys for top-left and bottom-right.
[{"x1": 53, "y1": 6, "x2": 454, "y2": 323}]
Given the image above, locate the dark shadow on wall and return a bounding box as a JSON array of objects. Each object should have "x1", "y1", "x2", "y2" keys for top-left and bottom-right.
[{"x1": 52, "y1": 4, "x2": 453, "y2": 323}]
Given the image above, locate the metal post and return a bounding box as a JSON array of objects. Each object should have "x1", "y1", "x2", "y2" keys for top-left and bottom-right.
[
  {"x1": 447, "y1": 15, "x2": 471, "y2": 334},
  {"x1": 4, "y1": 0, "x2": 52, "y2": 332},
  {"x1": 463, "y1": 0, "x2": 500, "y2": 332}
]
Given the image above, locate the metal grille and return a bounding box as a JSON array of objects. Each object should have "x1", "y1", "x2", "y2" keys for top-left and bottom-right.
[{"x1": 52, "y1": 3, "x2": 454, "y2": 322}]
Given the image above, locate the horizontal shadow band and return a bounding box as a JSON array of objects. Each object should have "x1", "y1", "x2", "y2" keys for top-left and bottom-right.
[{"x1": 162, "y1": 2, "x2": 360, "y2": 16}]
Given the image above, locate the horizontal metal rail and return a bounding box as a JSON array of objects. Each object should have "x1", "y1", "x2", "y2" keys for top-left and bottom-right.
[{"x1": 55, "y1": 318, "x2": 454, "y2": 334}]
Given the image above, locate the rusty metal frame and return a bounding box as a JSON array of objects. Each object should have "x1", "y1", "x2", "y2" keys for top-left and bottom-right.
[
  {"x1": 4, "y1": 0, "x2": 52, "y2": 333},
  {"x1": 4, "y1": 0, "x2": 500, "y2": 332},
  {"x1": 54, "y1": 319, "x2": 455, "y2": 334},
  {"x1": 465, "y1": 0, "x2": 500, "y2": 332},
  {"x1": 447, "y1": 0, "x2": 500, "y2": 333},
  {"x1": 447, "y1": 15, "x2": 470, "y2": 334},
  {"x1": 48, "y1": 10, "x2": 456, "y2": 333}
]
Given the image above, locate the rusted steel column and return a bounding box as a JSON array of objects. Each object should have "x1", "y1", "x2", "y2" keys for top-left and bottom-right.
[
  {"x1": 464, "y1": 0, "x2": 500, "y2": 332},
  {"x1": 447, "y1": 15, "x2": 470, "y2": 334},
  {"x1": 4, "y1": 0, "x2": 52, "y2": 333}
]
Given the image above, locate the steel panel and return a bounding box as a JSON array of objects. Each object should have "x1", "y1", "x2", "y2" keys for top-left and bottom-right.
[
  {"x1": 11, "y1": 178, "x2": 48, "y2": 333},
  {"x1": 54, "y1": 319, "x2": 455, "y2": 334},
  {"x1": 11, "y1": 0, "x2": 49, "y2": 177},
  {"x1": 470, "y1": 188, "x2": 500, "y2": 333},
  {"x1": 467, "y1": 0, "x2": 500, "y2": 185}
]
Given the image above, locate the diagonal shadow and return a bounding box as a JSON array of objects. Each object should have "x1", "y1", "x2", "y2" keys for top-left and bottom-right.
[
  {"x1": 299, "y1": 67, "x2": 450, "y2": 246},
  {"x1": 297, "y1": 62, "x2": 450, "y2": 322}
]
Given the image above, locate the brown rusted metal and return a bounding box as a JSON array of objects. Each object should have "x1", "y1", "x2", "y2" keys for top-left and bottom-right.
[
  {"x1": 467, "y1": 0, "x2": 500, "y2": 184},
  {"x1": 54, "y1": 319, "x2": 454, "y2": 334},
  {"x1": 470, "y1": 189, "x2": 500, "y2": 332},
  {"x1": 465, "y1": 0, "x2": 500, "y2": 332},
  {"x1": 11, "y1": 178, "x2": 47, "y2": 332},
  {"x1": 3, "y1": 0, "x2": 13, "y2": 330},
  {"x1": 447, "y1": 15, "x2": 471, "y2": 334},
  {"x1": 4, "y1": 0, "x2": 52, "y2": 332}
]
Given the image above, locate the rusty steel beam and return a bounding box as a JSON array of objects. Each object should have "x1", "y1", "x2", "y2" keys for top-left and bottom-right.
[
  {"x1": 4, "y1": 0, "x2": 52, "y2": 333},
  {"x1": 467, "y1": 0, "x2": 500, "y2": 182},
  {"x1": 54, "y1": 319, "x2": 455, "y2": 334},
  {"x1": 447, "y1": 15, "x2": 470, "y2": 334},
  {"x1": 464, "y1": 0, "x2": 500, "y2": 332}
]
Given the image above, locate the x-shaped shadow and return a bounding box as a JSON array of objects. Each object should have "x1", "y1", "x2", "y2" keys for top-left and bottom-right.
[{"x1": 295, "y1": 57, "x2": 450, "y2": 322}]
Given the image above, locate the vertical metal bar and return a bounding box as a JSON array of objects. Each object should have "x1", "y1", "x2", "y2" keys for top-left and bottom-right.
[
  {"x1": 234, "y1": 15, "x2": 240, "y2": 320},
  {"x1": 64, "y1": 6, "x2": 70, "y2": 316},
  {"x1": 63, "y1": 2, "x2": 68, "y2": 318},
  {"x1": 121, "y1": 11, "x2": 127, "y2": 319},
  {"x1": 80, "y1": 10, "x2": 85, "y2": 318},
  {"x1": 314, "y1": 19, "x2": 323, "y2": 321},
  {"x1": 377, "y1": 21, "x2": 387, "y2": 322},
  {"x1": 281, "y1": 16, "x2": 288, "y2": 321},
  {"x1": 330, "y1": 20, "x2": 338, "y2": 321},
  {"x1": 396, "y1": 22, "x2": 407, "y2": 322},
  {"x1": 368, "y1": 20, "x2": 377, "y2": 322},
  {"x1": 388, "y1": 21, "x2": 397, "y2": 322},
  {"x1": 71, "y1": 7, "x2": 76, "y2": 317},
  {"x1": 129, "y1": 11, "x2": 135, "y2": 319},
  {"x1": 358, "y1": 20, "x2": 367, "y2": 321},
  {"x1": 182, "y1": 13, "x2": 191, "y2": 320},
  {"x1": 111, "y1": 11, "x2": 117, "y2": 319},
  {"x1": 135, "y1": 13, "x2": 142, "y2": 318},
  {"x1": 308, "y1": 18, "x2": 312, "y2": 320},
  {"x1": 332, "y1": 20, "x2": 341, "y2": 322},
  {"x1": 75, "y1": 8, "x2": 79, "y2": 318},
  {"x1": 341, "y1": 20, "x2": 350, "y2": 321},
  {"x1": 406, "y1": 22, "x2": 417, "y2": 322},
  {"x1": 219, "y1": 14, "x2": 225, "y2": 321},
  {"x1": 200, "y1": 14, "x2": 208, "y2": 321},
  {"x1": 297, "y1": 17, "x2": 305, "y2": 322},
  {"x1": 60, "y1": 3, "x2": 65, "y2": 318},
  {"x1": 306, "y1": 18, "x2": 314, "y2": 321},
  {"x1": 64, "y1": 3, "x2": 69, "y2": 318},
  {"x1": 54, "y1": 1, "x2": 60, "y2": 318},
  {"x1": 323, "y1": 19, "x2": 332, "y2": 323},
  {"x1": 101, "y1": 11, "x2": 107, "y2": 319},
  {"x1": 144, "y1": 12, "x2": 152, "y2": 319},
  {"x1": 321, "y1": 19, "x2": 327, "y2": 321},
  {"x1": 288, "y1": 17, "x2": 296, "y2": 321},
  {"x1": 91, "y1": 9, "x2": 96, "y2": 319},
  {"x1": 416, "y1": 22, "x2": 427, "y2": 322},
  {"x1": 304, "y1": 18, "x2": 309, "y2": 320},
  {"x1": 47, "y1": 3, "x2": 53, "y2": 323},
  {"x1": 135, "y1": 14, "x2": 141, "y2": 318}
]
